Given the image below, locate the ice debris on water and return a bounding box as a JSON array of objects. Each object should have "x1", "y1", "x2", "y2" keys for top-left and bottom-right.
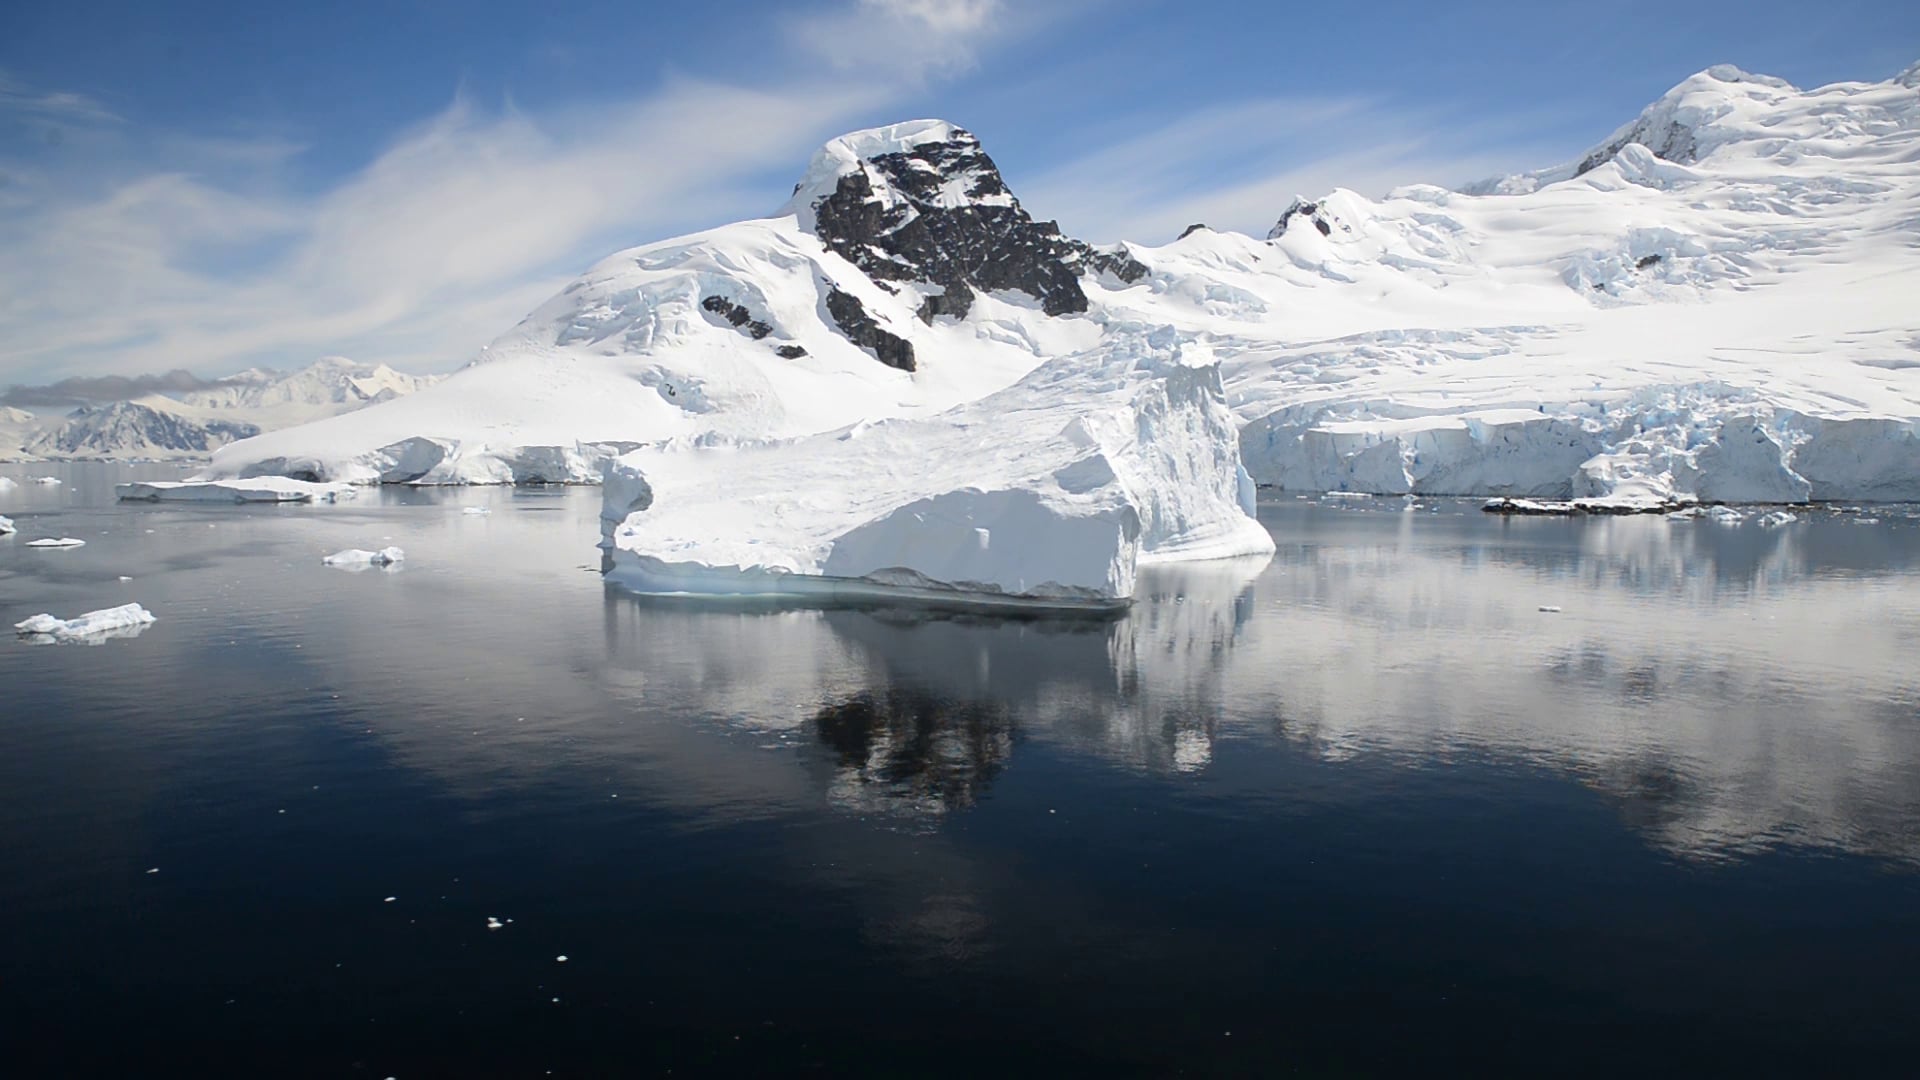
[
  {"x1": 461, "y1": 506, "x2": 491, "y2": 515},
  {"x1": 15, "y1": 603, "x2": 155, "y2": 642},
  {"x1": 1756, "y1": 511, "x2": 1798, "y2": 528},
  {"x1": 26, "y1": 537, "x2": 85, "y2": 548},
  {"x1": 486, "y1": 917, "x2": 504, "y2": 930},
  {"x1": 323, "y1": 546, "x2": 405, "y2": 567},
  {"x1": 33, "y1": 476, "x2": 60, "y2": 486}
]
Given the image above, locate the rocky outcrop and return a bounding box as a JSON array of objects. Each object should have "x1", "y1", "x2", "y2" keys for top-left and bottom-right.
[
  {"x1": 825, "y1": 288, "x2": 916, "y2": 372},
  {"x1": 1266, "y1": 198, "x2": 1335, "y2": 240},
  {"x1": 794, "y1": 122, "x2": 1146, "y2": 339},
  {"x1": 699, "y1": 295, "x2": 772, "y2": 340}
]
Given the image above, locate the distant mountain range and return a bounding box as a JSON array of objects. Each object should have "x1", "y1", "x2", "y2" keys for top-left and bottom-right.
[{"x1": 0, "y1": 358, "x2": 438, "y2": 461}]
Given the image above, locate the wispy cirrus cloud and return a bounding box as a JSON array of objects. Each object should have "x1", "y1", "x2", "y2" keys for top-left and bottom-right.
[
  {"x1": 0, "y1": 1, "x2": 1037, "y2": 385},
  {"x1": 1020, "y1": 96, "x2": 1591, "y2": 245},
  {"x1": 0, "y1": 68, "x2": 121, "y2": 125}
]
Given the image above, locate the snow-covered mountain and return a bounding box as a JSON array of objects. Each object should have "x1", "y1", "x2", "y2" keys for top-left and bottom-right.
[
  {"x1": 178, "y1": 356, "x2": 435, "y2": 414},
  {"x1": 2, "y1": 358, "x2": 438, "y2": 460},
  {"x1": 24, "y1": 398, "x2": 260, "y2": 458},
  {"x1": 187, "y1": 60, "x2": 1920, "y2": 601},
  {"x1": 210, "y1": 61, "x2": 1920, "y2": 506}
]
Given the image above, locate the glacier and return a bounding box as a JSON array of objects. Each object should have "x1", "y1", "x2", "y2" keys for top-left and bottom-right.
[{"x1": 184, "y1": 60, "x2": 1920, "y2": 602}]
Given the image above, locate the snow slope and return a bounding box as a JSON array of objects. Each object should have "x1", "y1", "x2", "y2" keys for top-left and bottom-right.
[
  {"x1": 1190, "y1": 64, "x2": 1920, "y2": 504},
  {"x1": 601, "y1": 328, "x2": 1272, "y2": 607}
]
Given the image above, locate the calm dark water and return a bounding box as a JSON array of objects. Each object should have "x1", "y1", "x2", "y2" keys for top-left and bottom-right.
[{"x1": 4, "y1": 462, "x2": 1920, "y2": 1076}]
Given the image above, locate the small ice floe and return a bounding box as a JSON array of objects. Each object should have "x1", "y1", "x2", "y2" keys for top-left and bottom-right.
[
  {"x1": 1667, "y1": 505, "x2": 1745, "y2": 524},
  {"x1": 117, "y1": 575, "x2": 132, "y2": 582},
  {"x1": 1756, "y1": 511, "x2": 1798, "y2": 528},
  {"x1": 146, "y1": 867, "x2": 160, "y2": 874},
  {"x1": 555, "y1": 955, "x2": 568, "y2": 963},
  {"x1": 15, "y1": 603, "x2": 156, "y2": 644},
  {"x1": 384, "y1": 896, "x2": 397, "y2": 903},
  {"x1": 26, "y1": 537, "x2": 85, "y2": 548},
  {"x1": 323, "y1": 546, "x2": 405, "y2": 568},
  {"x1": 33, "y1": 476, "x2": 60, "y2": 486},
  {"x1": 1538, "y1": 605, "x2": 1562, "y2": 613},
  {"x1": 486, "y1": 917, "x2": 504, "y2": 930},
  {"x1": 116, "y1": 477, "x2": 354, "y2": 504},
  {"x1": 461, "y1": 506, "x2": 491, "y2": 516},
  {"x1": 0, "y1": 514, "x2": 14, "y2": 534}
]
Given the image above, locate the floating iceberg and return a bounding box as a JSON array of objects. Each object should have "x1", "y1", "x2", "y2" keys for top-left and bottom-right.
[
  {"x1": 323, "y1": 546, "x2": 405, "y2": 568},
  {"x1": 0, "y1": 514, "x2": 13, "y2": 534},
  {"x1": 26, "y1": 537, "x2": 85, "y2": 548},
  {"x1": 602, "y1": 330, "x2": 1274, "y2": 608},
  {"x1": 32, "y1": 476, "x2": 60, "y2": 486},
  {"x1": 116, "y1": 477, "x2": 355, "y2": 503},
  {"x1": 15, "y1": 603, "x2": 156, "y2": 643}
]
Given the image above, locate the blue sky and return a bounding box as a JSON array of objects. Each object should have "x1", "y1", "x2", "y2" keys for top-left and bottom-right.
[{"x1": 1, "y1": 0, "x2": 1914, "y2": 384}]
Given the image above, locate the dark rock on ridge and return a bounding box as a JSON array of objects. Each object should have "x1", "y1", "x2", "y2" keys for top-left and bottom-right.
[
  {"x1": 1267, "y1": 199, "x2": 1335, "y2": 240},
  {"x1": 801, "y1": 126, "x2": 1146, "y2": 338},
  {"x1": 700, "y1": 295, "x2": 773, "y2": 340},
  {"x1": 825, "y1": 288, "x2": 916, "y2": 372}
]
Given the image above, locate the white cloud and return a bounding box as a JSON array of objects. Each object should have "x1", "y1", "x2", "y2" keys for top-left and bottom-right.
[
  {"x1": 0, "y1": 2, "x2": 987, "y2": 384},
  {"x1": 862, "y1": 0, "x2": 1001, "y2": 33},
  {"x1": 0, "y1": 68, "x2": 121, "y2": 124},
  {"x1": 788, "y1": 0, "x2": 1011, "y2": 79}
]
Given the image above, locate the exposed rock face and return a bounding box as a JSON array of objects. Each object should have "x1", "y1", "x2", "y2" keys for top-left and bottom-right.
[
  {"x1": 793, "y1": 122, "x2": 1146, "y2": 338},
  {"x1": 825, "y1": 288, "x2": 916, "y2": 372},
  {"x1": 699, "y1": 295, "x2": 772, "y2": 340},
  {"x1": 27, "y1": 401, "x2": 259, "y2": 457},
  {"x1": 1574, "y1": 119, "x2": 1699, "y2": 178},
  {"x1": 1266, "y1": 198, "x2": 1334, "y2": 240}
]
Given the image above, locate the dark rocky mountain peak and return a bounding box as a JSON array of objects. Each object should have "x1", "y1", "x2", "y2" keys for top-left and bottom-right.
[
  {"x1": 785, "y1": 120, "x2": 1145, "y2": 338},
  {"x1": 1266, "y1": 197, "x2": 1336, "y2": 240}
]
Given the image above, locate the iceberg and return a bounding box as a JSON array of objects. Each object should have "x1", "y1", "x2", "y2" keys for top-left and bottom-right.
[
  {"x1": 602, "y1": 330, "x2": 1274, "y2": 608},
  {"x1": 0, "y1": 514, "x2": 13, "y2": 534},
  {"x1": 25, "y1": 537, "x2": 85, "y2": 548},
  {"x1": 116, "y1": 477, "x2": 355, "y2": 503},
  {"x1": 15, "y1": 603, "x2": 156, "y2": 643},
  {"x1": 33, "y1": 476, "x2": 60, "y2": 486},
  {"x1": 323, "y1": 546, "x2": 405, "y2": 568}
]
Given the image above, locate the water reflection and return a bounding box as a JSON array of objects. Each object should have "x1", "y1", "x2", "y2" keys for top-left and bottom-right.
[
  {"x1": 7, "y1": 466, "x2": 1920, "y2": 872},
  {"x1": 814, "y1": 689, "x2": 1012, "y2": 818}
]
